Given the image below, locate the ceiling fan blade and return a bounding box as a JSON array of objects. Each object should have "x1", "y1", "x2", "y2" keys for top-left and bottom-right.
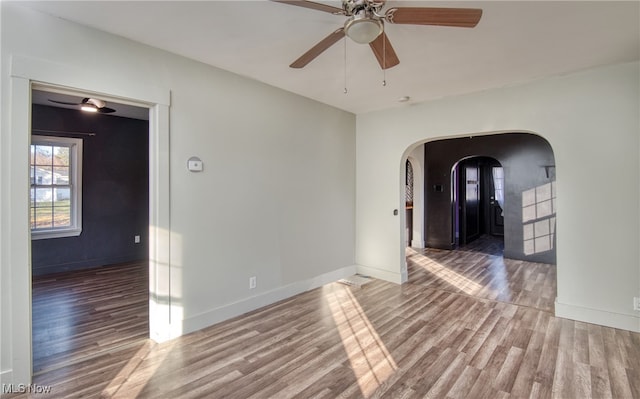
[
  {"x1": 369, "y1": 32, "x2": 399, "y2": 70},
  {"x1": 98, "y1": 107, "x2": 116, "y2": 114},
  {"x1": 48, "y1": 99, "x2": 81, "y2": 106},
  {"x1": 271, "y1": 0, "x2": 344, "y2": 15},
  {"x1": 385, "y1": 7, "x2": 482, "y2": 28},
  {"x1": 290, "y1": 28, "x2": 345, "y2": 68}
]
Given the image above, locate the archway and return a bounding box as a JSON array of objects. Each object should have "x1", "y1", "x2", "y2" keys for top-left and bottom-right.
[
  {"x1": 401, "y1": 131, "x2": 558, "y2": 314},
  {"x1": 420, "y1": 132, "x2": 556, "y2": 264}
]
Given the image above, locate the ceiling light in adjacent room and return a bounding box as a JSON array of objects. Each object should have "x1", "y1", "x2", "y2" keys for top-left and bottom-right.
[{"x1": 81, "y1": 104, "x2": 98, "y2": 112}]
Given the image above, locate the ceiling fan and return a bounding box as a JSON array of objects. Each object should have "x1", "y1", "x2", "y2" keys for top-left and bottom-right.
[
  {"x1": 272, "y1": 0, "x2": 482, "y2": 69},
  {"x1": 48, "y1": 97, "x2": 116, "y2": 113}
]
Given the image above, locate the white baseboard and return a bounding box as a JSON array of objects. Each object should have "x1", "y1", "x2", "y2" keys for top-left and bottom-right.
[
  {"x1": 174, "y1": 265, "x2": 357, "y2": 338},
  {"x1": 555, "y1": 300, "x2": 640, "y2": 333},
  {"x1": 356, "y1": 264, "x2": 403, "y2": 284}
]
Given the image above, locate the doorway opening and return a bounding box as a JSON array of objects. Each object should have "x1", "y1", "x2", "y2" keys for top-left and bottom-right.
[
  {"x1": 8, "y1": 55, "x2": 171, "y2": 384},
  {"x1": 403, "y1": 132, "x2": 557, "y2": 314},
  {"x1": 30, "y1": 86, "x2": 150, "y2": 374},
  {"x1": 452, "y1": 156, "x2": 504, "y2": 248}
]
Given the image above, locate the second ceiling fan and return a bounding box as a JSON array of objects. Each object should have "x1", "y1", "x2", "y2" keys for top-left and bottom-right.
[{"x1": 272, "y1": 0, "x2": 482, "y2": 70}]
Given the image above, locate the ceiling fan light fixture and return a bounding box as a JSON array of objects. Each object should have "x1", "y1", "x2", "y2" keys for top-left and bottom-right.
[
  {"x1": 344, "y1": 13, "x2": 383, "y2": 44},
  {"x1": 81, "y1": 104, "x2": 98, "y2": 112}
]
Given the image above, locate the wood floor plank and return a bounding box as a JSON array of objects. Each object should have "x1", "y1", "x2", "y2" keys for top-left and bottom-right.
[
  {"x1": 510, "y1": 330, "x2": 545, "y2": 397},
  {"x1": 12, "y1": 236, "x2": 639, "y2": 399},
  {"x1": 591, "y1": 365, "x2": 614, "y2": 399}
]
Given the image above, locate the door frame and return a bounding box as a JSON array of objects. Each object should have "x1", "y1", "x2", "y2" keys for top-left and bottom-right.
[{"x1": 6, "y1": 55, "x2": 172, "y2": 384}]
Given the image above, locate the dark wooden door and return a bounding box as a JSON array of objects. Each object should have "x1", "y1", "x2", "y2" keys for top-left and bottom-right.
[{"x1": 460, "y1": 161, "x2": 480, "y2": 245}]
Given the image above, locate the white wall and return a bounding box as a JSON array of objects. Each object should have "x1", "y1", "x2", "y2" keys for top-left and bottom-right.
[
  {"x1": 355, "y1": 61, "x2": 640, "y2": 332},
  {"x1": 1, "y1": 3, "x2": 356, "y2": 383}
]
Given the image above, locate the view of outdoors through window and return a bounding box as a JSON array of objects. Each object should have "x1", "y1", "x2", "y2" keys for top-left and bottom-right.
[{"x1": 30, "y1": 142, "x2": 72, "y2": 230}]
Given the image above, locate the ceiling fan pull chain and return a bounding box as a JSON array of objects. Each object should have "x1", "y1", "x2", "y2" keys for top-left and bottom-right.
[
  {"x1": 382, "y1": 29, "x2": 387, "y2": 87},
  {"x1": 344, "y1": 36, "x2": 348, "y2": 94}
]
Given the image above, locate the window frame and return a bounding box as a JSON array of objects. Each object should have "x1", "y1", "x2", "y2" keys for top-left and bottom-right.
[{"x1": 30, "y1": 135, "x2": 83, "y2": 240}]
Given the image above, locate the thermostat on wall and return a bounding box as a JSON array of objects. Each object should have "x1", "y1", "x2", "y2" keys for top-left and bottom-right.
[{"x1": 187, "y1": 156, "x2": 203, "y2": 172}]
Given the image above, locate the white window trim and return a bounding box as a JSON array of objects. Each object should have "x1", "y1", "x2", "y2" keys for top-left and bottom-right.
[{"x1": 30, "y1": 135, "x2": 83, "y2": 240}]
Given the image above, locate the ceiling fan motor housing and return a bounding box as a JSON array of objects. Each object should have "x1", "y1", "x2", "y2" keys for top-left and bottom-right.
[{"x1": 342, "y1": 0, "x2": 384, "y2": 16}]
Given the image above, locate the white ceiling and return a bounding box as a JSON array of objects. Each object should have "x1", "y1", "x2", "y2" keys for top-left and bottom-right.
[{"x1": 20, "y1": 1, "x2": 640, "y2": 115}]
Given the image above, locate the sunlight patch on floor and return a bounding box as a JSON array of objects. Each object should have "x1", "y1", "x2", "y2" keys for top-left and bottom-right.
[
  {"x1": 407, "y1": 248, "x2": 482, "y2": 295},
  {"x1": 100, "y1": 339, "x2": 172, "y2": 398},
  {"x1": 327, "y1": 285, "x2": 397, "y2": 397}
]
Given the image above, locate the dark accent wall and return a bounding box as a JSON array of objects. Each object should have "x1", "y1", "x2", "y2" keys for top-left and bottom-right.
[
  {"x1": 424, "y1": 132, "x2": 556, "y2": 264},
  {"x1": 31, "y1": 104, "x2": 149, "y2": 276}
]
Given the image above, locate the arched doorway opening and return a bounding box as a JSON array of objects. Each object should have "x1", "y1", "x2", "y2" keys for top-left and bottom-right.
[
  {"x1": 419, "y1": 132, "x2": 556, "y2": 265},
  {"x1": 403, "y1": 132, "x2": 557, "y2": 313}
]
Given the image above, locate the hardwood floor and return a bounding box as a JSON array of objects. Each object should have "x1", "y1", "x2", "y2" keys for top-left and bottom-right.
[
  {"x1": 6, "y1": 242, "x2": 639, "y2": 398},
  {"x1": 407, "y1": 235, "x2": 556, "y2": 313},
  {"x1": 31, "y1": 261, "x2": 149, "y2": 374}
]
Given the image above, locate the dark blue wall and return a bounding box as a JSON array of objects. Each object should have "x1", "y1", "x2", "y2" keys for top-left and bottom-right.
[{"x1": 31, "y1": 104, "x2": 149, "y2": 276}]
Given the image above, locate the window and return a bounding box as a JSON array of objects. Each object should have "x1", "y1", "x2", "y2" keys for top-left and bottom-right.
[
  {"x1": 405, "y1": 160, "x2": 414, "y2": 207},
  {"x1": 492, "y1": 166, "x2": 504, "y2": 211},
  {"x1": 30, "y1": 135, "x2": 82, "y2": 239}
]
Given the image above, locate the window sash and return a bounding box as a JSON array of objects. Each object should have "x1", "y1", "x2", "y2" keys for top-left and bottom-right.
[{"x1": 30, "y1": 135, "x2": 82, "y2": 239}]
